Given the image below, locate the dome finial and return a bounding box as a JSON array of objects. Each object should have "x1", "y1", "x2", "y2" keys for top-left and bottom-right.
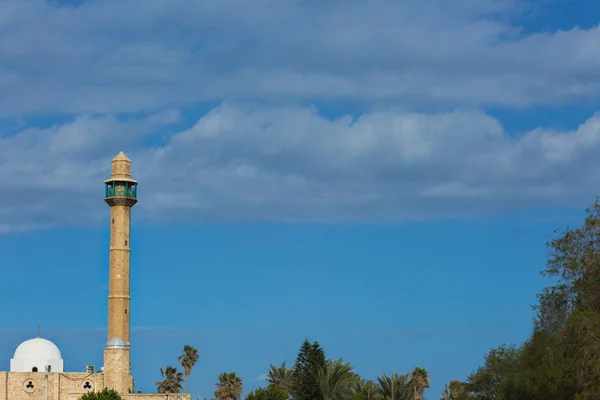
[
  {"x1": 120, "y1": 140, "x2": 123, "y2": 152},
  {"x1": 37, "y1": 325, "x2": 40, "y2": 338}
]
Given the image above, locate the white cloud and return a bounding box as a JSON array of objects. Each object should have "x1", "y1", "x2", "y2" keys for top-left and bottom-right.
[
  {"x1": 0, "y1": 109, "x2": 181, "y2": 233},
  {"x1": 0, "y1": 103, "x2": 598, "y2": 233},
  {"x1": 256, "y1": 373, "x2": 268, "y2": 381},
  {"x1": 0, "y1": 0, "x2": 598, "y2": 116},
  {"x1": 0, "y1": 1, "x2": 598, "y2": 232}
]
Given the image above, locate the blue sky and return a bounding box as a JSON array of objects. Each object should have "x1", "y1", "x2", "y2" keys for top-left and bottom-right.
[{"x1": 0, "y1": 0, "x2": 599, "y2": 398}]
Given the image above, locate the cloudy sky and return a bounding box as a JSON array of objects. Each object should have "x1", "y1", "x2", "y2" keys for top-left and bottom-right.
[
  {"x1": 0, "y1": 0, "x2": 599, "y2": 398},
  {"x1": 2, "y1": 0, "x2": 600, "y2": 232}
]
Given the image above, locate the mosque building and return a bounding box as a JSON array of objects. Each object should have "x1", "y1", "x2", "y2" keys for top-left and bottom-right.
[{"x1": 0, "y1": 151, "x2": 191, "y2": 400}]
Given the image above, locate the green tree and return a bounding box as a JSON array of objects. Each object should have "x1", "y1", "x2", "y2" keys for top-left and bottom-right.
[
  {"x1": 214, "y1": 372, "x2": 243, "y2": 400},
  {"x1": 466, "y1": 344, "x2": 523, "y2": 399},
  {"x1": 511, "y1": 199, "x2": 600, "y2": 399},
  {"x1": 292, "y1": 339, "x2": 326, "y2": 400},
  {"x1": 245, "y1": 385, "x2": 288, "y2": 400},
  {"x1": 532, "y1": 285, "x2": 570, "y2": 335},
  {"x1": 178, "y1": 344, "x2": 199, "y2": 393},
  {"x1": 317, "y1": 358, "x2": 357, "y2": 400},
  {"x1": 79, "y1": 389, "x2": 123, "y2": 400},
  {"x1": 556, "y1": 310, "x2": 600, "y2": 399},
  {"x1": 440, "y1": 380, "x2": 468, "y2": 400},
  {"x1": 449, "y1": 200, "x2": 600, "y2": 398},
  {"x1": 376, "y1": 372, "x2": 412, "y2": 400},
  {"x1": 267, "y1": 361, "x2": 294, "y2": 395},
  {"x1": 542, "y1": 200, "x2": 600, "y2": 314},
  {"x1": 535, "y1": 200, "x2": 600, "y2": 398},
  {"x1": 409, "y1": 367, "x2": 429, "y2": 400},
  {"x1": 351, "y1": 379, "x2": 380, "y2": 400},
  {"x1": 156, "y1": 365, "x2": 184, "y2": 393}
]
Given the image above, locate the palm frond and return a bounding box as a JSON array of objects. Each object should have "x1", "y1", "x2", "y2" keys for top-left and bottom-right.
[{"x1": 318, "y1": 358, "x2": 357, "y2": 400}]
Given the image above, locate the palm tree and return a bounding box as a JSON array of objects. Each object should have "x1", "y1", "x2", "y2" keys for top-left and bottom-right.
[
  {"x1": 214, "y1": 372, "x2": 243, "y2": 400},
  {"x1": 267, "y1": 362, "x2": 295, "y2": 396},
  {"x1": 376, "y1": 372, "x2": 412, "y2": 400},
  {"x1": 441, "y1": 380, "x2": 468, "y2": 400},
  {"x1": 317, "y1": 358, "x2": 357, "y2": 400},
  {"x1": 178, "y1": 344, "x2": 199, "y2": 393},
  {"x1": 409, "y1": 367, "x2": 429, "y2": 400},
  {"x1": 352, "y1": 377, "x2": 367, "y2": 395},
  {"x1": 80, "y1": 388, "x2": 123, "y2": 400},
  {"x1": 352, "y1": 379, "x2": 380, "y2": 400},
  {"x1": 156, "y1": 365, "x2": 184, "y2": 393}
]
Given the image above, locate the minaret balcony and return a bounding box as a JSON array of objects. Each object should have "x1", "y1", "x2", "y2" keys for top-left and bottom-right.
[
  {"x1": 105, "y1": 185, "x2": 137, "y2": 199},
  {"x1": 104, "y1": 180, "x2": 138, "y2": 206}
]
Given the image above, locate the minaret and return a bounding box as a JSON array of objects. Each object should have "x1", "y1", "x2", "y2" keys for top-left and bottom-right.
[{"x1": 103, "y1": 150, "x2": 137, "y2": 393}]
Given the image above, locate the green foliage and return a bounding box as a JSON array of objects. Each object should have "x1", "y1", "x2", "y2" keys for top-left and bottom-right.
[
  {"x1": 292, "y1": 339, "x2": 327, "y2": 400},
  {"x1": 245, "y1": 385, "x2": 289, "y2": 400},
  {"x1": 267, "y1": 362, "x2": 294, "y2": 395},
  {"x1": 178, "y1": 344, "x2": 199, "y2": 393},
  {"x1": 265, "y1": 339, "x2": 432, "y2": 400},
  {"x1": 465, "y1": 345, "x2": 523, "y2": 399},
  {"x1": 214, "y1": 371, "x2": 243, "y2": 400},
  {"x1": 267, "y1": 362, "x2": 288, "y2": 385},
  {"x1": 543, "y1": 200, "x2": 600, "y2": 314},
  {"x1": 409, "y1": 367, "x2": 429, "y2": 400},
  {"x1": 78, "y1": 388, "x2": 122, "y2": 400},
  {"x1": 317, "y1": 358, "x2": 357, "y2": 400},
  {"x1": 267, "y1": 361, "x2": 294, "y2": 395},
  {"x1": 351, "y1": 380, "x2": 378, "y2": 400},
  {"x1": 447, "y1": 198, "x2": 600, "y2": 399},
  {"x1": 533, "y1": 285, "x2": 570, "y2": 335},
  {"x1": 440, "y1": 380, "x2": 468, "y2": 400},
  {"x1": 376, "y1": 372, "x2": 412, "y2": 400},
  {"x1": 156, "y1": 365, "x2": 184, "y2": 393}
]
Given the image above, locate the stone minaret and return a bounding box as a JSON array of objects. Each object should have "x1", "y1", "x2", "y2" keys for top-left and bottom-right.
[{"x1": 103, "y1": 150, "x2": 137, "y2": 393}]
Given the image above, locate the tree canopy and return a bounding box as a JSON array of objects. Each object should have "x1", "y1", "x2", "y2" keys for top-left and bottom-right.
[
  {"x1": 156, "y1": 365, "x2": 184, "y2": 393},
  {"x1": 78, "y1": 388, "x2": 122, "y2": 400},
  {"x1": 178, "y1": 344, "x2": 199, "y2": 393},
  {"x1": 249, "y1": 338, "x2": 428, "y2": 400},
  {"x1": 159, "y1": 201, "x2": 600, "y2": 399},
  {"x1": 214, "y1": 371, "x2": 244, "y2": 400},
  {"x1": 448, "y1": 199, "x2": 600, "y2": 399},
  {"x1": 245, "y1": 385, "x2": 288, "y2": 400}
]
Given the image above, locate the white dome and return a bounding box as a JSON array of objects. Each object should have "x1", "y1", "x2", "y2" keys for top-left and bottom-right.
[
  {"x1": 14, "y1": 338, "x2": 62, "y2": 360},
  {"x1": 10, "y1": 337, "x2": 64, "y2": 372},
  {"x1": 106, "y1": 337, "x2": 127, "y2": 348}
]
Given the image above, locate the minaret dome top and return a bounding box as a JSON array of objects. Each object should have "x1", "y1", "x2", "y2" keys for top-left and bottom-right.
[
  {"x1": 112, "y1": 151, "x2": 131, "y2": 163},
  {"x1": 104, "y1": 150, "x2": 138, "y2": 204},
  {"x1": 109, "y1": 151, "x2": 135, "y2": 181}
]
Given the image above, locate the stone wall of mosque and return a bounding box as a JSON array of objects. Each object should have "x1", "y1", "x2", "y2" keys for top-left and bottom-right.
[
  {"x1": 0, "y1": 371, "x2": 103, "y2": 400},
  {"x1": 109, "y1": 395, "x2": 191, "y2": 400},
  {"x1": 64, "y1": 395, "x2": 192, "y2": 400},
  {"x1": 0, "y1": 372, "x2": 190, "y2": 400}
]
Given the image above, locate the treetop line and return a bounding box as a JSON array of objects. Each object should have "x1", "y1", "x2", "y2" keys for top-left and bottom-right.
[{"x1": 150, "y1": 199, "x2": 600, "y2": 400}]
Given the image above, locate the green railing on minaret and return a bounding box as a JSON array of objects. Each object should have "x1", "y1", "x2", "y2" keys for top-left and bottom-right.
[{"x1": 105, "y1": 182, "x2": 137, "y2": 199}]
